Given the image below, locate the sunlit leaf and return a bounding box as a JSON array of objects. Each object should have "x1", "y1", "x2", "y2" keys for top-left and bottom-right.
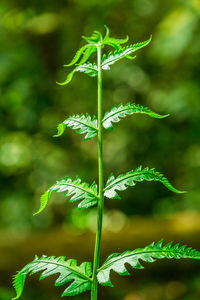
[
  {"x1": 34, "y1": 176, "x2": 98, "y2": 214},
  {"x1": 82, "y1": 30, "x2": 103, "y2": 44},
  {"x1": 64, "y1": 44, "x2": 90, "y2": 67},
  {"x1": 102, "y1": 36, "x2": 152, "y2": 70},
  {"x1": 103, "y1": 25, "x2": 129, "y2": 50},
  {"x1": 54, "y1": 114, "x2": 98, "y2": 140},
  {"x1": 104, "y1": 166, "x2": 185, "y2": 199},
  {"x1": 103, "y1": 103, "x2": 169, "y2": 130},
  {"x1": 57, "y1": 63, "x2": 98, "y2": 85},
  {"x1": 78, "y1": 46, "x2": 97, "y2": 65},
  {"x1": 97, "y1": 240, "x2": 200, "y2": 286},
  {"x1": 13, "y1": 256, "x2": 92, "y2": 298}
]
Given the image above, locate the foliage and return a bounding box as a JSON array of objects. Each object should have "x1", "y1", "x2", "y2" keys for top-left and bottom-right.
[
  {"x1": 101, "y1": 36, "x2": 152, "y2": 70},
  {"x1": 57, "y1": 63, "x2": 98, "y2": 85},
  {"x1": 54, "y1": 103, "x2": 167, "y2": 138},
  {"x1": 12, "y1": 26, "x2": 200, "y2": 300},
  {"x1": 57, "y1": 28, "x2": 151, "y2": 85},
  {"x1": 54, "y1": 114, "x2": 98, "y2": 140},
  {"x1": 13, "y1": 256, "x2": 92, "y2": 298},
  {"x1": 102, "y1": 103, "x2": 168, "y2": 130},
  {"x1": 97, "y1": 240, "x2": 200, "y2": 286},
  {"x1": 34, "y1": 176, "x2": 98, "y2": 214},
  {"x1": 104, "y1": 166, "x2": 184, "y2": 200}
]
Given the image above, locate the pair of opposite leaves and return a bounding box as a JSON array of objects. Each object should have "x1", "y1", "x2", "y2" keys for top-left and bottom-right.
[
  {"x1": 13, "y1": 241, "x2": 200, "y2": 298},
  {"x1": 36, "y1": 101, "x2": 183, "y2": 213}
]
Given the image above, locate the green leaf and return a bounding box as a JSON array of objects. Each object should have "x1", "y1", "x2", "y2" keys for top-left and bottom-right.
[
  {"x1": 12, "y1": 255, "x2": 92, "y2": 298},
  {"x1": 102, "y1": 25, "x2": 129, "y2": 50},
  {"x1": 101, "y1": 36, "x2": 152, "y2": 70},
  {"x1": 74, "y1": 63, "x2": 98, "y2": 77},
  {"x1": 97, "y1": 240, "x2": 200, "y2": 287},
  {"x1": 64, "y1": 41, "x2": 97, "y2": 67},
  {"x1": 54, "y1": 114, "x2": 98, "y2": 140},
  {"x1": 104, "y1": 166, "x2": 185, "y2": 199},
  {"x1": 82, "y1": 30, "x2": 103, "y2": 44},
  {"x1": 64, "y1": 44, "x2": 90, "y2": 67},
  {"x1": 78, "y1": 46, "x2": 97, "y2": 65},
  {"x1": 34, "y1": 176, "x2": 98, "y2": 215},
  {"x1": 57, "y1": 63, "x2": 98, "y2": 85},
  {"x1": 57, "y1": 32, "x2": 152, "y2": 85},
  {"x1": 102, "y1": 103, "x2": 169, "y2": 130}
]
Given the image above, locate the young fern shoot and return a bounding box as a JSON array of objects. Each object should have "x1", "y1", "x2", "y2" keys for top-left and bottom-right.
[{"x1": 12, "y1": 26, "x2": 200, "y2": 300}]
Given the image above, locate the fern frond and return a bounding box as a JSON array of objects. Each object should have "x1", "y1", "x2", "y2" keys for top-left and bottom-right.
[
  {"x1": 102, "y1": 25, "x2": 129, "y2": 50},
  {"x1": 54, "y1": 114, "x2": 98, "y2": 140},
  {"x1": 104, "y1": 166, "x2": 184, "y2": 199},
  {"x1": 102, "y1": 103, "x2": 168, "y2": 130},
  {"x1": 57, "y1": 63, "x2": 98, "y2": 85},
  {"x1": 97, "y1": 240, "x2": 200, "y2": 286},
  {"x1": 82, "y1": 30, "x2": 103, "y2": 44},
  {"x1": 64, "y1": 44, "x2": 90, "y2": 67},
  {"x1": 78, "y1": 46, "x2": 97, "y2": 65},
  {"x1": 101, "y1": 36, "x2": 152, "y2": 70},
  {"x1": 34, "y1": 176, "x2": 98, "y2": 215},
  {"x1": 12, "y1": 255, "x2": 92, "y2": 298},
  {"x1": 74, "y1": 63, "x2": 98, "y2": 77}
]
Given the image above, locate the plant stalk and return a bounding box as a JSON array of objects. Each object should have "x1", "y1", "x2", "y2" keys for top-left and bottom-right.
[{"x1": 91, "y1": 45, "x2": 104, "y2": 300}]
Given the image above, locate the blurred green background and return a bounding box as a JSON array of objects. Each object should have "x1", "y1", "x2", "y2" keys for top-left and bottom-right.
[{"x1": 0, "y1": 0, "x2": 200, "y2": 299}]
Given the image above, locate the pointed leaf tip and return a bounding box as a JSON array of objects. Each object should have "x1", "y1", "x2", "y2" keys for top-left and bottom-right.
[
  {"x1": 56, "y1": 70, "x2": 75, "y2": 86},
  {"x1": 33, "y1": 190, "x2": 52, "y2": 216},
  {"x1": 160, "y1": 113, "x2": 170, "y2": 118},
  {"x1": 53, "y1": 123, "x2": 65, "y2": 137}
]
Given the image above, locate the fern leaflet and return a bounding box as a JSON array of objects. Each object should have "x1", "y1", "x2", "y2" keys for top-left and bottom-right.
[
  {"x1": 57, "y1": 63, "x2": 98, "y2": 85},
  {"x1": 12, "y1": 255, "x2": 92, "y2": 298},
  {"x1": 97, "y1": 240, "x2": 200, "y2": 286},
  {"x1": 102, "y1": 103, "x2": 168, "y2": 130},
  {"x1": 54, "y1": 114, "x2": 98, "y2": 140},
  {"x1": 82, "y1": 30, "x2": 103, "y2": 44},
  {"x1": 34, "y1": 176, "x2": 98, "y2": 215},
  {"x1": 104, "y1": 166, "x2": 184, "y2": 199},
  {"x1": 58, "y1": 34, "x2": 151, "y2": 85},
  {"x1": 101, "y1": 36, "x2": 152, "y2": 70},
  {"x1": 78, "y1": 46, "x2": 97, "y2": 65},
  {"x1": 65, "y1": 44, "x2": 91, "y2": 67},
  {"x1": 102, "y1": 25, "x2": 129, "y2": 50}
]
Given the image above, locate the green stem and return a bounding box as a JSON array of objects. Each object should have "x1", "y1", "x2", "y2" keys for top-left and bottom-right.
[{"x1": 91, "y1": 45, "x2": 104, "y2": 300}]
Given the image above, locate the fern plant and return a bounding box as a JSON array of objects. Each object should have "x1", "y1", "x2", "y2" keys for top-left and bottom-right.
[{"x1": 12, "y1": 26, "x2": 200, "y2": 300}]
